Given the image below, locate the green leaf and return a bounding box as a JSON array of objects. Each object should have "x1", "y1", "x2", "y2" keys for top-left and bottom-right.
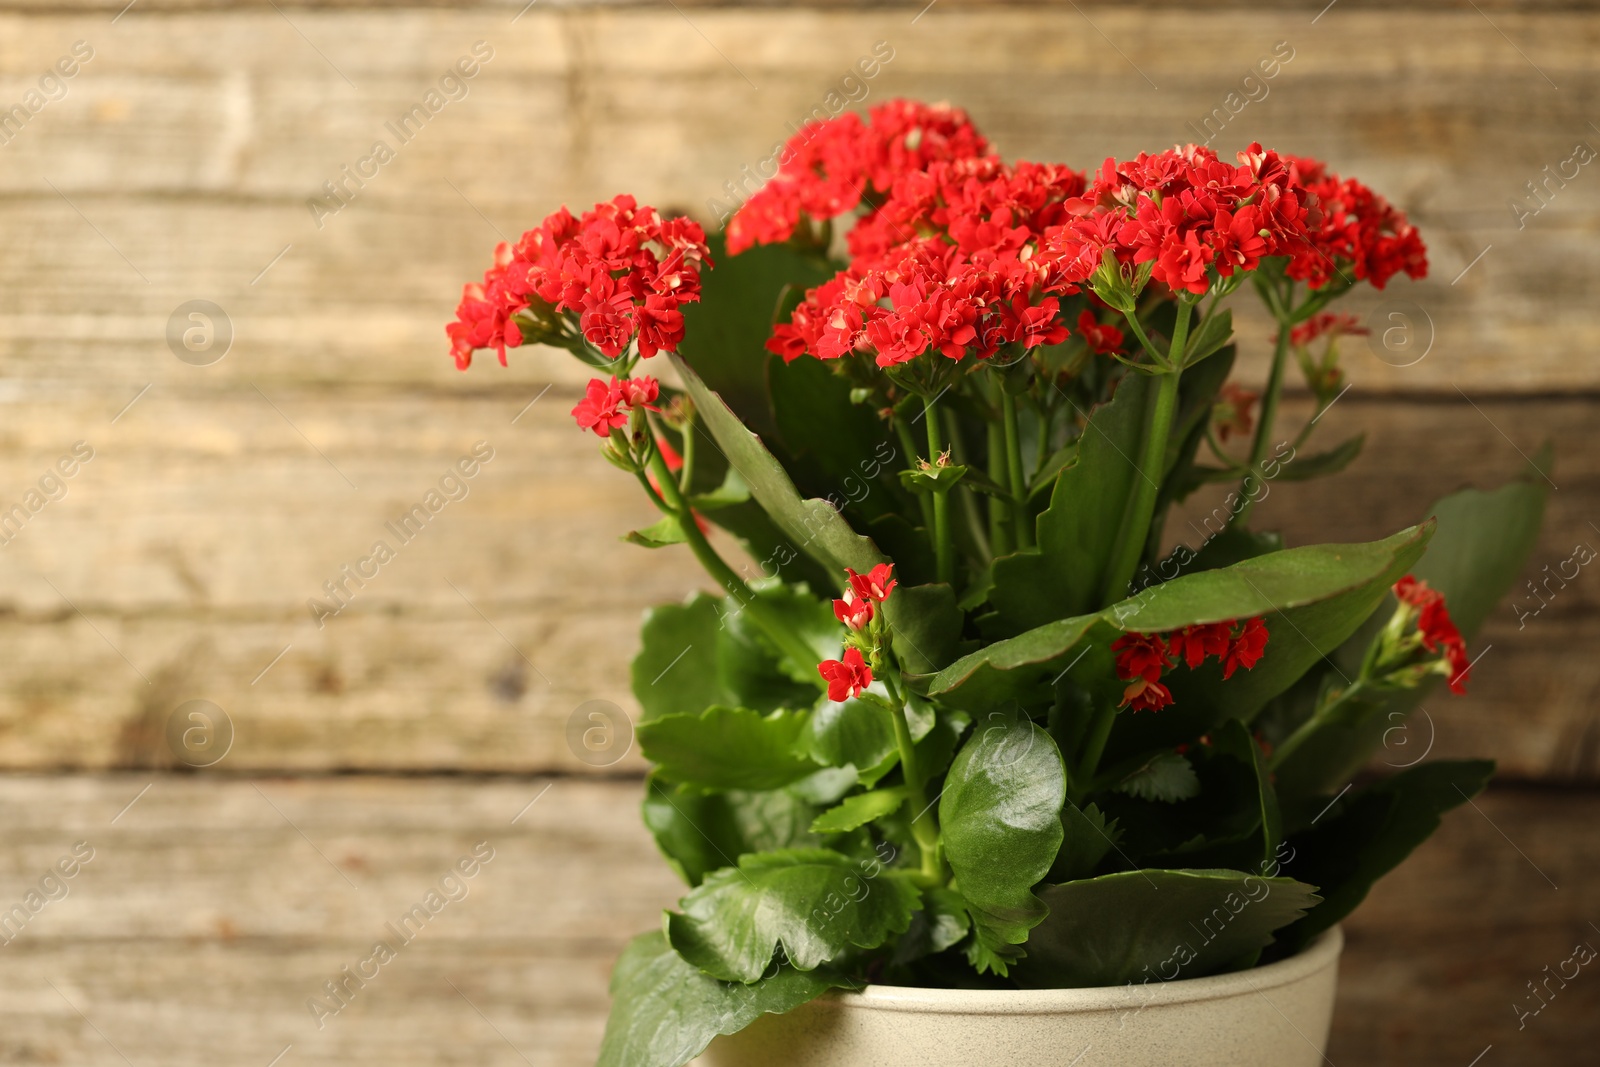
[
  {"x1": 1272, "y1": 467, "x2": 1549, "y2": 805},
  {"x1": 639, "y1": 706, "x2": 819, "y2": 792},
  {"x1": 1210, "y1": 719, "x2": 1282, "y2": 870},
  {"x1": 686, "y1": 466, "x2": 751, "y2": 511},
  {"x1": 798, "y1": 695, "x2": 899, "y2": 785},
  {"x1": 1047, "y1": 802, "x2": 1119, "y2": 884},
  {"x1": 930, "y1": 525, "x2": 1433, "y2": 715},
  {"x1": 810, "y1": 787, "x2": 908, "y2": 834},
  {"x1": 892, "y1": 886, "x2": 972, "y2": 966},
  {"x1": 667, "y1": 848, "x2": 920, "y2": 982},
  {"x1": 770, "y1": 354, "x2": 906, "y2": 525},
  {"x1": 885, "y1": 582, "x2": 964, "y2": 677},
  {"x1": 899, "y1": 464, "x2": 971, "y2": 494},
  {"x1": 1182, "y1": 308, "x2": 1234, "y2": 368},
  {"x1": 673, "y1": 353, "x2": 886, "y2": 584},
  {"x1": 1276, "y1": 434, "x2": 1365, "y2": 482},
  {"x1": 598, "y1": 930, "x2": 839, "y2": 1067},
  {"x1": 631, "y1": 593, "x2": 818, "y2": 723},
  {"x1": 624, "y1": 514, "x2": 689, "y2": 549},
  {"x1": 1412, "y1": 458, "x2": 1551, "y2": 640},
  {"x1": 1016, "y1": 869, "x2": 1321, "y2": 988},
  {"x1": 939, "y1": 711, "x2": 1066, "y2": 975},
  {"x1": 677, "y1": 235, "x2": 834, "y2": 442},
  {"x1": 1276, "y1": 759, "x2": 1493, "y2": 952},
  {"x1": 1114, "y1": 752, "x2": 1200, "y2": 803},
  {"x1": 644, "y1": 774, "x2": 823, "y2": 887},
  {"x1": 988, "y1": 373, "x2": 1154, "y2": 632}
]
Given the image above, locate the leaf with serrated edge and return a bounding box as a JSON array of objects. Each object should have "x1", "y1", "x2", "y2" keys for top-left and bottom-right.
[
  {"x1": 598, "y1": 930, "x2": 839, "y2": 1067},
  {"x1": 939, "y1": 711, "x2": 1066, "y2": 975},
  {"x1": 667, "y1": 848, "x2": 919, "y2": 982},
  {"x1": 638, "y1": 706, "x2": 819, "y2": 792}
]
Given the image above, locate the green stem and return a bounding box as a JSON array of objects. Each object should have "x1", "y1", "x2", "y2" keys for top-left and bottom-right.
[
  {"x1": 944, "y1": 409, "x2": 991, "y2": 564},
  {"x1": 923, "y1": 395, "x2": 955, "y2": 586},
  {"x1": 881, "y1": 668, "x2": 944, "y2": 884},
  {"x1": 1000, "y1": 390, "x2": 1031, "y2": 550},
  {"x1": 646, "y1": 448, "x2": 824, "y2": 684},
  {"x1": 987, "y1": 420, "x2": 1012, "y2": 556},
  {"x1": 1121, "y1": 309, "x2": 1168, "y2": 368},
  {"x1": 1231, "y1": 288, "x2": 1294, "y2": 529},
  {"x1": 894, "y1": 410, "x2": 937, "y2": 536},
  {"x1": 1098, "y1": 309, "x2": 1189, "y2": 606},
  {"x1": 677, "y1": 418, "x2": 697, "y2": 494},
  {"x1": 1071, "y1": 704, "x2": 1118, "y2": 805},
  {"x1": 1268, "y1": 679, "x2": 1368, "y2": 772}
]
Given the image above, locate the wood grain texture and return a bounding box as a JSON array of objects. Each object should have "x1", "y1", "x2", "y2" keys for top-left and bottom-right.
[
  {"x1": 0, "y1": 3, "x2": 1594, "y2": 779},
  {"x1": 0, "y1": 773, "x2": 1590, "y2": 1066}
]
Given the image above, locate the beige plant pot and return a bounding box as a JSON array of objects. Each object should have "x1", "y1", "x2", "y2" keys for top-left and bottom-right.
[{"x1": 696, "y1": 927, "x2": 1342, "y2": 1067}]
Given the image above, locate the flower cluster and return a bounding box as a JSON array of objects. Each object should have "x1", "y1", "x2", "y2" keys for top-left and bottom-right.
[
  {"x1": 818, "y1": 564, "x2": 897, "y2": 701},
  {"x1": 1111, "y1": 617, "x2": 1270, "y2": 711},
  {"x1": 1041, "y1": 143, "x2": 1311, "y2": 298},
  {"x1": 1392, "y1": 575, "x2": 1470, "y2": 693},
  {"x1": 1212, "y1": 382, "x2": 1259, "y2": 443},
  {"x1": 725, "y1": 100, "x2": 991, "y2": 255},
  {"x1": 1283, "y1": 156, "x2": 1427, "y2": 290},
  {"x1": 571, "y1": 375, "x2": 659, "y2": 438},
  {"x1": 447, "y1": 195, "x2": 710, "y2": 369},
  {"x1": 768, "y1": 158, "x2": 1091, "y2": 366}
]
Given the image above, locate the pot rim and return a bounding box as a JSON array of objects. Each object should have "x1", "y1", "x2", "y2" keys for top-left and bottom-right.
[{"x1": 818, "y1": 926, "x2": 1343, "y2": 1016}]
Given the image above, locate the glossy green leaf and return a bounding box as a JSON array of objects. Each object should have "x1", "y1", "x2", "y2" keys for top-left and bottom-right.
[
  {"x1": 1276, "y1": 759, "x2": 1493, "y2": 952},
  {"x1": 674, "y1": 354, "x2": 886, "y2": 584},
  {"x1": 988, "y1": 373, "x2": 1154, "y2": 633},
  {"x1": 1016, "y1": 869, "x2": 1320, "y2": 988},
  {"x1": 667, "y1": 848, "x2": 920, "y2": 982},
  {"x1": 885, "y1": 582, "x2": 965, "y2": 677},
  {"x1": 598, "y1": 930, "x2": 840, "y2": 1067},
  {"x1": 810, "y1": 787, "x2": 908, "y2": 834},
  {"x1": 939, "y1": 711, "x2": 1066, "y2": 975},
  {"x1": 798, "y1": 694, "x2": 898, "y2": 786},
  {"x1": 930, "y1": 525, "x2": 1433, "y2": 715},
  {"x1": 631, "y1": 593, "x2": 819, "y2": 724},
  {"x1": 643, "y1": 774, "x2": 824, "y2": 887},
  {"x1": 639, "y1": 706, "x2": 819, "y2": 792}
]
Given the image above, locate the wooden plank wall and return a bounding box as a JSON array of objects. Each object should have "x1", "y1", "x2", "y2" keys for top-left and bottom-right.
[{"x1": 0, "y1": 3, "x2": 1595, "y2": 1064}]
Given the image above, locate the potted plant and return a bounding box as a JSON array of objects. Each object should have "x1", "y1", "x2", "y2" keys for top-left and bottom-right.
[{"x1": 446, "y1": 100, "x2": 1548, "y2": 1067}]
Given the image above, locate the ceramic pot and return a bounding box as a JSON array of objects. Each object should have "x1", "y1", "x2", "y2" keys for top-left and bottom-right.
[{"x1": 696, "y1": 927, "x2": 1342, "y2": 1067}]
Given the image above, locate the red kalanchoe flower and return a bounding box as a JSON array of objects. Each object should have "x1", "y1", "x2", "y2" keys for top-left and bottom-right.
[
  {"x1": 616, "y1": 375, "x2": 660, "y2": 410},
  {"x1": 1287, "y1": 312, "x2": 1368, "y2": 348},
  {"x1": 1284, "y1": 156, "x2": 1428, "y2": 290},
  {"x1": 447, "y1": 195, "x2": 710, "y2": 369},
  {"x1": 1212, "y1": 382, "x2": 1259, "y2": 444},
  {"x1": 571, "y1": 375, "x2": 659, "y2": 436},
  {"x1": 1221, "y1": 617, "x2": 1270, "y2": 679},
  {"x1": 571, "y1": 378, "x2": 628, "y2": 437},
  {"x1": 1076, "y1": 309, "x2": 1125, "y2": 355},
  {"x1": 846, "y1": 563, "x2": 898, "y2": 604},
  {"x1": 1112, "y1": 631, "x2": 1172, "y2": 683},
  {"x1": 1121, "y1": 675, "x2": 1174, "y2": 712},
  {"x1": 818, "y1": 647, "x2": 874, "y2": 702},
  {"x1": 1166, "y1": 622, "x2": 1234, "y2": 670},
  {"x1": 1394, "y1": 575, "x2": 1470, "y2": 693},
  {"x1": 726, "y1": 100, "x2": 992, "y2": 255},
  {"x1": 833, "y1": 595, "x2": 874, "y2": 632}
]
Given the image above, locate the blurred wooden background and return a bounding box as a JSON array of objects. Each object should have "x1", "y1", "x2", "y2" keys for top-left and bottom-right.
[{"x1": 0, "y1": 0, "x2": 1595, "y2": 1063}]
